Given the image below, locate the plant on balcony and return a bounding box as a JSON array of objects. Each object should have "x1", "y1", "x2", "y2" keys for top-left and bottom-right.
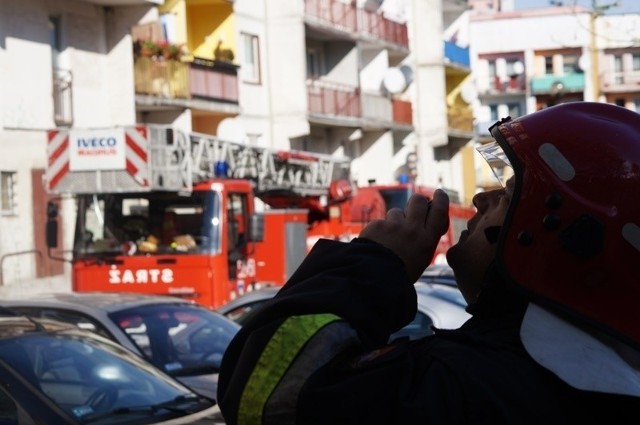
[{"x1": 133, "y1": 39, "x2": 186, "y2": 61}]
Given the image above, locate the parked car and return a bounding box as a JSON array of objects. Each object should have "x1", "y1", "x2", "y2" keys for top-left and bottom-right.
[
  {"x1": 0, "y1": 312, "x2": 221, "y2": 424},
  {"x1": 216, "y1": 265, "x2": 471, "y2": 341},
  {"x1": 0, "y1": 292, "x2": 240, "y2": 400}
]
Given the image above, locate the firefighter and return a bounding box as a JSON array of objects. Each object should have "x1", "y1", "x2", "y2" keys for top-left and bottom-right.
[{"x1": 217, "y1": 102, "x2": 640, "y2": 424}]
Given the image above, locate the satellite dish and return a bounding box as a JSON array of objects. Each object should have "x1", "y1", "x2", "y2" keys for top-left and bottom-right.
[
  {"x1": 383, "y1": 67, "x2": 408, "y2": 94},
  {"x1": 460, "y1": 81, "x2": 477, "y2": 104},
  {"x1": 577, "y1": 55, "x2": 588, "y2": 72},
  {"x1": 512, "y1": 61, "x2": 525, "y2": 75},
  {"x1": 217, "y1": 118, "x2": 246, "y2": 143}
]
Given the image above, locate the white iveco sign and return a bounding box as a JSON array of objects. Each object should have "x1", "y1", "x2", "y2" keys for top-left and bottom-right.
[{"x1": 69, "y1": 129, "x2": 127, "y2": 171}]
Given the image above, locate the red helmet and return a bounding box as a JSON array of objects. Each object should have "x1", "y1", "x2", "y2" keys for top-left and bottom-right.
[{"x1": 487, "y1": 102, "x2": 640, "y2": 350}]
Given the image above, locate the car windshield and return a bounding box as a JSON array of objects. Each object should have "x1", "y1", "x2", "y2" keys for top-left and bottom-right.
[
  {"x1": 110, "y1": 303, "x2": 240, "y2": 375},
  {"x1": 0, "y1": 329, "x2": 213, "y2": 424}
]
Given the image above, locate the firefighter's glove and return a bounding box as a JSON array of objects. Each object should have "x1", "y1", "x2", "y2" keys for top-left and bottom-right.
[{"x1": 359, "y1": 189, "x2": 450, "y2": 283}]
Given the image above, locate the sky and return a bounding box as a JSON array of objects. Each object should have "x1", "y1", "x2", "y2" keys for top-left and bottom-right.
[{"x1": 513, "y1": 0, "x2": 640, "y2": 14}]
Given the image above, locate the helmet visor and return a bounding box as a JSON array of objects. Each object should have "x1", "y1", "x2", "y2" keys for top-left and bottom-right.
[{"x1": 477, "y1": 140, "x2": 514, "y2": 188}]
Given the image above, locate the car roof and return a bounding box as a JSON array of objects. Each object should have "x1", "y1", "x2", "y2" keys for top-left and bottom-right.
[
  {"x1": 216, "y1": 286, "x2": 281, "y2": 314},
  {"x1": 0, "y1": 292, "x2": 196, "y2": 314},
  {"x1": 0, "y1": 315, "x2": 80, "y2": 339}
]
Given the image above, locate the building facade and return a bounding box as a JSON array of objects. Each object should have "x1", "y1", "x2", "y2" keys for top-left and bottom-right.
[
  {"x1": 467, "y1": 0, "x2": 640, "y2": 192},
  {"x1": 0, "y1": 0, "x2": 473, "y2": 294}
]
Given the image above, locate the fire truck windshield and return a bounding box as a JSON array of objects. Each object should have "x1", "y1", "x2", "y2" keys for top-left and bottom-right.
[
  {"x1": 74, "y1": 191, "x2": 221, "y2": 256},
  {"x1": 377, "y1": 188, "x2": 413, "y2": 211}
]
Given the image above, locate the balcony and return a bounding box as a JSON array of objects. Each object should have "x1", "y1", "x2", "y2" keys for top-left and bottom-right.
[
  {"x1": 305, "y1": 0, "x2": 408, "y2": 48},
  {"x1": 531, "y1": 73, "x2": 585, "y2": 95},
  {"x1": 361, "y1": 92, "x2": 392, "y2": 123},
  {"x1": 134, "y1": 57, "x2": 239, "y2": 104},
  {"x1": 307, "y1": 80, "x2": 361, "y2": 119},
  {"x1": 447, "y1": 104, "x2": 473, "y2": 136},
  {"x1": 444, "y1": 41, "x2": 470, "y2": 69},
  {"x1": 305, "y1": 0, "x2": 357, "y2": 33},
  {"x1": 135, "y1": 57, "x2": 189, "y2": 98},
  {"x1": 357, "y1": 8, "x2": 408, "y2": 48},
  {"x1": 601, "y1": 70, "x2": 640, "y2": 93},
  {"x1": 189, "y1": 58, "x2": 239, "y2": 103},
  {"x1": 392, "y1": 99, "x2": 412, "y2": 125},
  {"x1": 481, "y1": 74, "x2": 526, "y2": 96}
]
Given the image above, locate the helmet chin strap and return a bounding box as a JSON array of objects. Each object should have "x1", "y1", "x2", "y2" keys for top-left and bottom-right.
[{"x1": 484, "y1": 226, "x2": 501, "y2": 244}]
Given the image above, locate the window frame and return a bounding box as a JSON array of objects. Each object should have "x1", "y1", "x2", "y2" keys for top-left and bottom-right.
[
  {"x1": 241, "y1": 32, "x2": 261, "y2": 85},
  {"x1": 0, "y1": 171, "x2": 17, "y2": 216}
]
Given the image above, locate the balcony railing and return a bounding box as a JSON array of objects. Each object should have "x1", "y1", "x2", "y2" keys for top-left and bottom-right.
[
  {"x1": 601, "y1": 70, "x2": 640, "y2": 92},
  {"x1": 447, "y1": 105, "x2": 473, "y2": 133},
  {"x1": 357, "y1": 8, "x2": 408, "y2": 48},
  {"x1": 189, "y1": 58, "x2": 239, "y2": 102},
  {"x1": 134, "y1": 57, "x2": 239, "y2": 103},
  {"x1": 305, "y1": 0, "x2": 357, "y2": 32},
  {"x1": 361, "y1": 92, "x2": 392, "y2": 122},
  {"x1": 392, "y1": 99, "x2": 412, "y2": 125},
  {"x1": 530, "y1": 73, "x2": 585, "y2": 95},
  {"x1": 53, "y1": 68, "x2": 73, "y2": 126},
  {"x1": 134, "y1": 57, "x2": 189, "y2": 98},
  {"x1": 305, "y1": 0, "x2": 408, "y2": 48},
  {"x1": 444, "y1": 41, "x2": 470, "y2": 68},
  {"x1": 307, "y1": 80, "x2": 361, "y2": 118},
  {"x1": 484, "y1": 74, "x2": 526, "y2": 94}
]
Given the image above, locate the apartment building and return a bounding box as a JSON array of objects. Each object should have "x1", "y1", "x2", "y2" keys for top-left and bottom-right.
[
  {"x1": 0, "y1": 0, "x2": 473, "y2": 293},
  {"x1": 466, "y1": 0, "x2": 640, "y2": 192}
]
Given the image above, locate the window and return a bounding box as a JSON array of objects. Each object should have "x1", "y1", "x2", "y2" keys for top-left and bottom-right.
[
  {"x1": 489, "y1": 104, "x2": 499, "y2": 121},
  {"x1": 615, "y1": 98, "x2": 625, "y2": 107},
  {"x1": 563, "y1": 54, "x2": 578, "y2": 74},
  {"x1": 0, "y1": 171, "x2": 16, "y2": 215},
  {"x1": 505, "y1": 58, "x2": 521, "y2": 77},
  {"x1": 488, "y1": 59, "x2": 497, "y2": 87},
  {"x1": 614, "y1": 55, "x2": 623, "y2": 84},
  {"x1": 307, "y1": 49, "x2": 321, "y2": 79},
  {"x1": 241, "y1": 33, "x2": 260, "y2": 84},
  {"x1": 544, "y1": 55, "x2": 554, "y2": 74},
  {"x1": 633, "y1": 53, "x2": 640, "y2": 71},
  {"x1": 507, "y1": 103, "x2": 521, "y2": 118},
  {"x1": 633, "y1": 98, "x2": 640, "y2": 113}
]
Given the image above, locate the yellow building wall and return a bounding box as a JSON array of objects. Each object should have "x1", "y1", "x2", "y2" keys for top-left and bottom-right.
[{"x1": 188, "y1": 3, "x2": 236, "y2": 61}]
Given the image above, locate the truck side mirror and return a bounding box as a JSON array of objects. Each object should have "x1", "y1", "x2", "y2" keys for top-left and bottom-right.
[
  {"x1": 249, "y1": 213, "x2": 264, "y2": 243},
  {"x1": 46, "y1": 201, "x2": 58, "y2": 248}
]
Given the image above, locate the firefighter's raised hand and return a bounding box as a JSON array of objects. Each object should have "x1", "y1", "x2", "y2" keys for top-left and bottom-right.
[{"x1": 359, "y1": 189, "x2": 450, "y2": 283}]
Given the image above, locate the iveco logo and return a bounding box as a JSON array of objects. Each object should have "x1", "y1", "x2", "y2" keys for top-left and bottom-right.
[
  {"x1": 108, "y1": 268, "x2": 174, "y2": 284},
  {"x1": 77, "y1": 137, "x2": 118, "y2": 148}
]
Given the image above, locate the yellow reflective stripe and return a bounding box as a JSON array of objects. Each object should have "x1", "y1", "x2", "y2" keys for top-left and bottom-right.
[{"x1": 237, "y1": 314, "x2": 341, "y2": 425}]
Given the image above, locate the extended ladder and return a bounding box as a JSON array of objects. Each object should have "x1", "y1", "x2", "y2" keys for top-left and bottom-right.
[{"x1": 148, "y1": 126, "x2": 351, "y2": 197}]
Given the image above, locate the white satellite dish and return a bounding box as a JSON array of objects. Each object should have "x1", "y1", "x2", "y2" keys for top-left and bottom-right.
[
  {"x1": 383, "y1": 67, "x2": 408, "y2": 94},
  {"x1": 217, "y1": 118, "x2": 247, "y2": 143},
  {"x1": 512, "y1": 61, "x2": 525, "y2": 75},
  {"x1": 460, "y1": 81, "x2": 477, "y2": 104},
  {"x1": 577, "y1": 55, "x2": 589, "y2": 72}
]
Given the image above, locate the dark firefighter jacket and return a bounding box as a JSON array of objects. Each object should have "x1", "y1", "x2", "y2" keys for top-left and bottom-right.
[{"x1": 217, "y1": 238, "x2": 639, "y2": 425}]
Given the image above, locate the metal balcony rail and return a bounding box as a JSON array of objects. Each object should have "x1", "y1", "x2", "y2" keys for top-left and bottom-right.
[
  {"x1": 134, "y1": 57, "x2": 189, "y2": 98},
  {"x1": 189, "y1": 58, "x2": 239, "y2": 102},
  {"x1": 134, "y1": 57, "x2": 239, "y2": 103},
  {"x1": 307, "y1": 79, "x2": 361, "y2": 118},
  {"x1": 392, "y1": 99, "x2": 412, "y2": 125},
  {"x1": 305, "y1": 0, "x2": 407, "y2": 47},
  {"x1": 305, "y1": 0, "x2": 357, "y2": 32},
  {"x1": 601, "y1": 70, "x2": 640, "y2": 91},
  {"x1": 53, "y1": 68, "x2": 73, "y2": 126}
]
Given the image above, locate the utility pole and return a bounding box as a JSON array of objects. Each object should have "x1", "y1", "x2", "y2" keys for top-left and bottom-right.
[
  {"x1": 588, "y1": 0, "x2": 619, "y2": 101},
  {"x1": 550, "y1": 1, "x2": 619, "y2": 101}
]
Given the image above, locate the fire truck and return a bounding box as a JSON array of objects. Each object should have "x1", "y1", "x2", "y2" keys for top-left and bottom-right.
[{"x1": 44, "y1": 125, "x2": 475, "y2": 308}]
